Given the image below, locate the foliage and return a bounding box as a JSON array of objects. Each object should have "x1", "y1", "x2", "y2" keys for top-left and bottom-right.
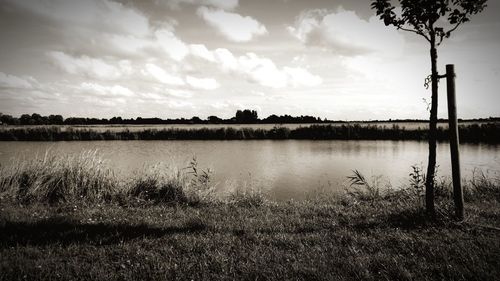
[
  {"x1": 235, "y1": 109, "x2": 258, "y2": 123},
  {"x1": 347, "y1": 170, "x2": 386, "y2": 202},
  {"x1": 409, "y1": 164, "x2": 425, "y2": 198},
  {"x1": 371, "y1": 0, "x2": 488, "y2": 45}
]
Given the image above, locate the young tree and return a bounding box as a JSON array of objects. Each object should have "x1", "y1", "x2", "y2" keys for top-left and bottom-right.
[{"x1": 370, "y1": 0, "x2": 488, "y2": 216}]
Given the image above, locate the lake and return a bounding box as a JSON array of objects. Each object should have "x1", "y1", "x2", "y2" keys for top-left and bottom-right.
[{"x1": 0, "y1": 140, "x2": 498, "y2": 200}]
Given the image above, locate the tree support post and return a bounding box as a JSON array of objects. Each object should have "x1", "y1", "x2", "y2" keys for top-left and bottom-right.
[{"x1": 446, "y1": 64, "x2": 464, "y2": 220}]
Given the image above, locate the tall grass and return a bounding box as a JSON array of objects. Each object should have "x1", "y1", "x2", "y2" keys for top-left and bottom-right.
[
  {"x1": 345, "y1": 168, "x2": 500, "y2": 219},
  {"x1": 0, "y1": 151, "x2": 118, "y2": 204},
  {"x1": 0, "y1": 151, "x2": 215, "y2": 205},
  {"x1": 1, "y1": 123, "x2": 498, "y2": 142}
]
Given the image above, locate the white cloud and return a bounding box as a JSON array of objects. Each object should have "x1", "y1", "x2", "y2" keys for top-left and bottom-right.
[
  {"x1": 108, "y1": 35, "x2": 153, "y2": 55},
  {"x1": 155, "y1": 29, "x2": 189, "y2": 61},
  {"x1": 79, "y1": 82, "x2": 135, "y2": 97},
  {"x1": 186, "y1": 76, "x2": 219, "y2": 90},
  {"x1": 0, "y1": 72, "x2": 36, "y2": 89},
  {"x1": 145, "y1": 64, "x2": 185, "y2": 86},
  {"x1": 197, "y1": 7, "x2": 267, "y2": 42},
  {"x1": 167, "y1": 100, "x2": 194, "y2": 109},
  {"x1": 168, "y1": 89, "x2": 194, "y2": 98},
  {"x1": 288, "y1": 8, "x2": 404, "y2": 56},
  {"x1": 283, "y1": 67, "x2": 323, "y2": 87},
  {"x1": 166, "y1": 0, "x2": 239, "y2": 10},
  {"x1": 48, "y1": 51, "x2": 126, "y2": 80},
  {"x1": 189, "y1": 44, "x2": 216, "y2": 62},
  {"x1": 193, "y1": 48, "x2": 322, "y2": 88},
  {"x1": 237, "y1": 53, "x2": 288, "y2": 88},
  {"x1": 213, "y1": 48, "x2": 239, "y2": 70}
]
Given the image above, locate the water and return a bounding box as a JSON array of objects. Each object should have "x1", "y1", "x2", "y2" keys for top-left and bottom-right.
[{"x1": 0, "y1": 140, "x2": 498, "y2": 200}]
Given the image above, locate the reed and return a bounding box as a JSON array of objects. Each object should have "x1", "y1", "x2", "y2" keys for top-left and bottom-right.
[
  {"x1": 0, "y1": 150, "x2": 118, "y2": 204},
  {"x1": 0, "y1": 123, "x2": 498, "y2": 142}
]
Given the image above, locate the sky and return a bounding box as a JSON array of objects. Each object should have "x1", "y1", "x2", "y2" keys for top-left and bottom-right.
[{"x1": 0, "y1": 0, "x2": 499, "y2": 120}]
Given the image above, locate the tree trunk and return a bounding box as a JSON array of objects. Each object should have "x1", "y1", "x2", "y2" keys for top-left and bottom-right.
[{"x1": 425, "y1": 33, "x2": 438, "y2": 217}]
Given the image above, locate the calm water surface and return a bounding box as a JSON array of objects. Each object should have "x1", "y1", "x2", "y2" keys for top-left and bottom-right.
[{"x1": 0, "y1": 140, "x2": 498, "y2": 200}]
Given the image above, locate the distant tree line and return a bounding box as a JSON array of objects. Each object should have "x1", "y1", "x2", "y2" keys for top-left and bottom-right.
[
  {"x1": 1, "y1": 111, "x2": 499, "y2": 126},
  {"x1": 0, "y1": 110, "x2": 328, "y2": 125}
]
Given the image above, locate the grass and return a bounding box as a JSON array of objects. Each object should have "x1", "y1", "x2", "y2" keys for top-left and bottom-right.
[
  {"x1": 0, "y1": 122, "x2": 499, "y2": 142},
  {"x1": 0, "y1": 152, "x2": 499, "y2": 280}
]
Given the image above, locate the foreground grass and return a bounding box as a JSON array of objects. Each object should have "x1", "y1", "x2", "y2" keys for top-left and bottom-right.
[
  {"x1": 1, "y1": 152, "x2": 499, "y2": 280},
  {"x1": 1, "y1": 198, "x2": 499, "y2": 281}
]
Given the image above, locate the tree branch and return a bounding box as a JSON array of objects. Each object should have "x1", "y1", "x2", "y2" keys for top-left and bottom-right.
[
  {"x1": 439, "y1": 15, "x2": 467, "y2": 46},
  {"x1": 397, "y1": 25, "x2": 431, "y2": 43}
]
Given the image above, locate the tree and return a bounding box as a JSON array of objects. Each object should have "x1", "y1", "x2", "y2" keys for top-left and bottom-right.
[
  {"x1": 190, "y1": 116, "x2": 202, "y2": 124},
  {"x1": 371, "y1": 0, "x2": 488, "y2": 216},
  {"x1": 20, "y1": 114, "x2": 33, "y2": 125},
  {"x1": 208, "y1": 115, "x2": 222, "y2": 124},
  {"x1": 48, "y1": 114, "x2": 64, "y2": 125},
  {"x1": 235, "y1": 109, "x2": 258, "y2": 123}
]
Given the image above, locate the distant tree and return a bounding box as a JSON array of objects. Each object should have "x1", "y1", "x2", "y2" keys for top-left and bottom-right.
[
  {"x1": 64, "y1": 117, "x2": 86, "y2": 125},
  {"x1": 235, "y1": 109, "x2": 258, "y2": 123},
  {"x1": 110, "y1": 117, "x2": 123, "y2": 124},
  {"x1": 371, "y1": 0, "x2": 488, "y2": 216},
  {"x1": 48, "y1": 114, "x2": 64, "y2": 125},
  {"x1": 20, "y1": 114, "x2": 33, "y2": 125},
  {"x1": 208, "y1": 115, "x2": 222, "y2": 124},
  {"x1": 30, "y1": 113, "x2": 47, "y2": 125},
  {"x1": 0, "y1": 113, "x2": 18, "y2": 125},
  {"x1": 191, "y1": 116, "x2": 202, "y2": 124}
]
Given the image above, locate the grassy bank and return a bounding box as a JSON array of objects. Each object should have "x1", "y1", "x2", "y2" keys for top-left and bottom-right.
[
  {"x1": 1, "y1": 122, "x2": 499, "y2": 142},
  {"x1": 1, "y1": 152, "x2": 499, "y2": 280}
]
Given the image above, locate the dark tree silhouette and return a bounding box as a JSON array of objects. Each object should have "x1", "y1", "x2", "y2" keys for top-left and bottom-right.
[
  {"x1": 371, "y1": 0, "x2": 488, "y2": 216},
  {"x1": 235, "y1": 109, "x2": 258, "y2": 123},
  {"x1": 207, "y1": 116, "x2": 222, "y2": 124}
]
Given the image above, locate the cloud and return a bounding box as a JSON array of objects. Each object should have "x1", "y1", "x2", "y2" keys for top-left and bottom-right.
[
  {"x1": 48, "y1": 51, "x2": 130, "y2": 80},
  {"x1": 283, "y1": 67, "x2": 323, "y2": 87},
  {"x1": 167, "y1": 89, "x2": 194, "y2": 98},
  {"x1": 166, "y1": 0, "x2": 239, "y2": 10},
  {"x1": 144, "y1": 64, "x2": 185, "y2": 86},
  {"x1": 186, "y1": 76, "x2": 219, "y2": 90},
  {"x1": 237, "y1": 53, "x2": 288, "y2": 88},
  {"x1": 167, "y1": 100, "x2": 194, "y2": 109},
  {"x1": 197, "y1": 7, "x2": 267, "y2": 42},
  {"x1": 288, "y1": 8, "x2": 404, "y2": 56},
  {"x1": 79, "y1": 82, "x2": 135, "y2": 97},
  {"x1": 155, "y1": 29, "x2": 190, "y2": 61},
  {"x1": 193, "y1": 48, "x2": 322, "y2": 88},
  {"x1": 0, "y1": 72, "x2": 37, "y2": 89},
  {"x1": 189, "y1": 44, "x2": 216, "y2": 62},
  {"x1": 108, "y1": 35, "x2": 153, "y2": 56},
  {"x1": 7, "y1": 0, "x2": 150, "y2": 37}
]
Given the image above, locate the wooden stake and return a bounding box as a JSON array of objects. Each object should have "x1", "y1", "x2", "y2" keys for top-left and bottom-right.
[{"x1": 446, "y1": 64, "x2": 464, "y2": 220}]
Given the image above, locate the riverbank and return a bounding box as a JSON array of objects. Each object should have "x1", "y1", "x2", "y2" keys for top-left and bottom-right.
[
  {"x1": 1, "y1": 122, "x2": 499, "y2": 142},
  {"x1": 1, "y1": 153, "x2": 499, "y2": 280}
]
